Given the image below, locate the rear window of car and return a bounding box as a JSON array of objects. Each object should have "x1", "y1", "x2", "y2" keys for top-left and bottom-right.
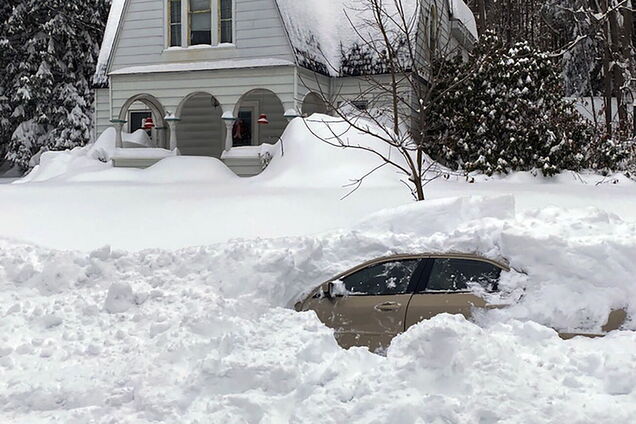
[
  {"x1": 423, "y1": 258, "x2": 502, "y2": 292},
  {"x1": 341, "y1": 259, "x2": 420, "y2": 296}
]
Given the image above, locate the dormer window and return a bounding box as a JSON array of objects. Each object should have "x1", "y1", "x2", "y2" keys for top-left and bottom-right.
[{"x1": 167, "y1": 0, "x2": 233, "y2": 48}]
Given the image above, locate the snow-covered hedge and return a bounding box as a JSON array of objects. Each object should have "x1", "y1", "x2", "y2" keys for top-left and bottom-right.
[{"x1": 427, "y1": 33, "x2": 633, "y2": 177}]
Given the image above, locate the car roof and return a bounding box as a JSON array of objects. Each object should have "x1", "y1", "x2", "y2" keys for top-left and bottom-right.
[{"x1": 332, "y1": 253, "x2": 511, "y2": 281}]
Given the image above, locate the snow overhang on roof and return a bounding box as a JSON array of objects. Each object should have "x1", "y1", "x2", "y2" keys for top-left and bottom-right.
[
  {"x1": 93, "y1": 0, "x2": 127, "y2": 87},
  {"x1": 109, "y1": 58, "x2": 295, "y2": 76},
  {"x1": 449, "y1": 0, "x2": 478, "y2": 41},
  {"x1": 275, "y1": 0, "x2": 420, "y2": 77}
]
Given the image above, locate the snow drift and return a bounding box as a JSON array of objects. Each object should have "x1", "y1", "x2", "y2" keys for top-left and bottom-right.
[{"x1": 1, "y1": 196, "x2": 635, "y2": 423}]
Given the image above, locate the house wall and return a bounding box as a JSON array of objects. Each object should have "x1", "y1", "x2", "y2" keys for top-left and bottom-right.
[
  {"x1": 94, "y1": 88, "x2": 111, "y2": 139},
  {"x1": 237, "y1": 90, "x2": 287, "y2": 144},
  {"x1": 177, "y1": 93, "x2": 224, "y2": 157},
  {"x1": 109, "y1": 65, "x2": 296, "y2": 156},
  {"x1": 110, "y1": 65, "x2": 296, "y2": 118},
  {"x1": 415, "y1": 0, "x2": 453, "y2": 82},
  {"x1": 110, "y1": 0, "x2": 295, "y2": 74}
]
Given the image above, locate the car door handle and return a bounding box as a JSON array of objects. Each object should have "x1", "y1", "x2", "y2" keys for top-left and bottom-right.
[{"x1": 374, "y1": 301, "x2": 401, "y2": 312}]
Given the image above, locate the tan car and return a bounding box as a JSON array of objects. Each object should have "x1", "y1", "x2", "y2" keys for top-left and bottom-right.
[{"x1": 295, "y1": 253, "x2": 627, "y2": 351}]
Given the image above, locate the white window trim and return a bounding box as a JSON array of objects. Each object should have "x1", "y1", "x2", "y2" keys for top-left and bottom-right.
[{"x1": 164, "y1": 0, "x2": 236, "y2": 50}]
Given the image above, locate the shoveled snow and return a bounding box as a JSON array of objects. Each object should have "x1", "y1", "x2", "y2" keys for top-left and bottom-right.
[{"x1": 1, "y1": 196, "x2": 635, "y2": 423}]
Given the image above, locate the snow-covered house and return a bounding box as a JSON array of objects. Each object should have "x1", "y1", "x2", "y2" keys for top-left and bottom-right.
[{"x1": 94, "y1": 0, "x2": 478, "y2": 175}]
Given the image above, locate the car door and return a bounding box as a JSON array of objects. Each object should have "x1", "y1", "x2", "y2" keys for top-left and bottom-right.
[
  {"x1": 302, "y1": 258, "x2": 424, "y2": 351},
  {"x1": 405, "y1": 257, "x2": 504, "y2": 329}
]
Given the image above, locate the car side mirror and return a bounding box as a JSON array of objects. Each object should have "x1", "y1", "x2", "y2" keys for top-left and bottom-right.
[{"x1": 323, "y1": 282, "x2": 335, "y2": 299}]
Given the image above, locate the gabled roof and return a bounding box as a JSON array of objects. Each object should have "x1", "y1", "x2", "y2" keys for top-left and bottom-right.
[
  {"x1": 275, "y1": 0, "x2": 420, "y2": 76},
  {"x1": 94, "y1": 0, "x2": 478, "y2": 84},
  {"x1": 94, "y1": 0, "x2": 126, "y2": 87},
  {"x1": 276, "y1": 0, "x2": 478, "y2": 76}
]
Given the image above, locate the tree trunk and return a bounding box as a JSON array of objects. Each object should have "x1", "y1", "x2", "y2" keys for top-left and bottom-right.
[{"x1": 608, "y1": 3, "x2": 627, "y2": 129}]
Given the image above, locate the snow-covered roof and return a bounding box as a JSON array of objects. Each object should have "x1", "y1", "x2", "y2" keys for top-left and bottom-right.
[
  {"x1": 275, "y1": 0, "x2": 420, "y2": 76},
  {"x1": 449, "y1": 0, "x2": 478, "y2": 40},
  {"x1": 94, "y1": 0, "x2": 126, "y2": 86},
  {"x1": 110, "y1": 58, "x2": 295, "y2": 76},
  {"x1": 94, "y1": 0, "x2": 479, "y2": 83}
]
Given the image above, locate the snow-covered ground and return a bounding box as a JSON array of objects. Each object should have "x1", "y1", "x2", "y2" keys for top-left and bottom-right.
[{"x1": 1, "y1": 116, "x2": 635, "y2": 423}]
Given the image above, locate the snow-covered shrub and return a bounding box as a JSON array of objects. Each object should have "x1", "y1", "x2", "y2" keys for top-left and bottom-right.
[
  {"x1": 585, "y1": 133, "x2": 635, "y2": 175},
  {"x1": 427, "y1": 33, "x2": 595, "y2": 177}
]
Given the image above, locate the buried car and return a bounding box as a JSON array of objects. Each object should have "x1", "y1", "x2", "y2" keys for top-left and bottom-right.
[{"x1": 295, "y1": 253, "x2": 627, "y2": 351}]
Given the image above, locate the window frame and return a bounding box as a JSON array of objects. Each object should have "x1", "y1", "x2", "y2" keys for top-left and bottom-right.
[
  {"x1": 337, "y1": 258, "x2": 426, "y2": 297},
  {"x1": 168, "y1": 0, "x2": 183, "y2": 47},
  {"x1": 218, "y1": 0, "x2": 233, "y2": 44},
  {"x1": 188, "y1": 0, "x2": 213, "y2": 46},
  {"x1": 165, "y1": 0, "x2": 235, "y2": 49}
]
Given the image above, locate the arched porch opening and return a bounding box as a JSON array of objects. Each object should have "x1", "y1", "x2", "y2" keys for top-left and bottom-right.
[
  {"x1": 176, "y1": 92, "x2": 224, "y2": 158},
  {"x1": 118, "y1": 94, "x2": 168, "y2": 148},
  {"x1": 301, "y1": 92, "x2": 328, "y2": 117},
  {"x1": 232, "y1": 89, "x2": 286, "y2": 147}
]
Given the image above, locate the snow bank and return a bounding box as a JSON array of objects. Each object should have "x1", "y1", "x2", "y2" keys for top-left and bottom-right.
[
  {"x1": 258, "y1": 115, "x2": 408, "y2": 188},
  {"x1": 68, "y1": 156, "x2": 239, "y2": 184},
  {"x1": 17, "y1": 128, "x2": 158, "y2": 184},
  {"x1": 1, "y1": 196, "x2": 635, "y2": 422}
]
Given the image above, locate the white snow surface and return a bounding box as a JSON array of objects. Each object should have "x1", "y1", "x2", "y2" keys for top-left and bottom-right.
[
  {"x1": 1, "y1": 196, "x2": 636, "y2": 423},
  {"x1": 2, "y1": 115, "x2": 636, "y2": 422},
  {"x1": 450, "y1": 0, "x2": 479, "y2": 39}
]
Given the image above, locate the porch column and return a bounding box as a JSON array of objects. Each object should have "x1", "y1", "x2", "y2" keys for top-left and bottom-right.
[
  {"x1": 154, "y1": 126, "x2": 167, "y2": 149},
  {"x1": 165, "y1": 115, "x2": 181, "y2": 152},
  {"x1": 110, "y1": 119, "x2": 127, "y2": 149},
  {"x1": 222, "y1": 113, "x2": 236, "y2": 152}
]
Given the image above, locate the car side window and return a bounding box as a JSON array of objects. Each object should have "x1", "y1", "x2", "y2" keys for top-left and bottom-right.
[
  {"x1": 341, "y1": 259, "x2": 420, "y2": 296},
  {"x1": 423, "y1": 258, "x2": 501, "y2": 292}
]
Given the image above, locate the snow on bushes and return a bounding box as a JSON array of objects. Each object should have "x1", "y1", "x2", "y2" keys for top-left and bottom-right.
[
  {"x1": 0, "y1": 196, "x2": 635, "y2": 422},
  {"x1": 427, "y1": 33, "x2": 633, "y2": 177}
]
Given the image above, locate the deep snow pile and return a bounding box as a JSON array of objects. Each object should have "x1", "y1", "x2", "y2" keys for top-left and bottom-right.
[
  {"x1": 1, "y1": 196, "x2": 635, "y2": 423},
  {"x1": 16, "y1": 115, "x2": 407, "y2": 188}
]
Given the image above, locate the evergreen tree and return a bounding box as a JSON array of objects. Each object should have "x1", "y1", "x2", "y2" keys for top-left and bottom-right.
[
  {"x1": 0, "y1": 0, "x2": 110, "y2": 169},
  {"x1": 428, "y1": 33, "x2": 595, "y2": 177}
]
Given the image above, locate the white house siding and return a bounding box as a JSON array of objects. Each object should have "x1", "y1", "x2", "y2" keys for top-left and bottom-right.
[
  {"x1": 94, "y1": 88, "x2": 111, "y2": 139},
  {"x1": 110, "y1": 65, "x2": 296, "y2": 116},
  {"x1": 177, "y1": 93, "x2": 224, "y2": 157},
  {"x1": 109, "y1": 65, "x2": 296, "y2": 157},
  {"x1": 110, "y1": 0, "x2": 295, "y2": 74},
  {"x1": 296, "y1": 68, "x2": 331, "y2": 113}
]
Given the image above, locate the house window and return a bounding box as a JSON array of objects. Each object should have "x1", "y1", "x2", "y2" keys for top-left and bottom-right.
[
  {"x1": 351, "y1": 100, "x2": 368, "y2": 111},
  {"x1": 129, "y1": 110, "x2": 152, "y2": 133},
  {"x1": 169, "y1": 0, "x2": 182, "y2": 47},
  {"x1": 219, "y1": 0, "x2": 233, "y2": 43},
  {"x1": 189, "y1": 0, "x2": 212, "y2": 45}
]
